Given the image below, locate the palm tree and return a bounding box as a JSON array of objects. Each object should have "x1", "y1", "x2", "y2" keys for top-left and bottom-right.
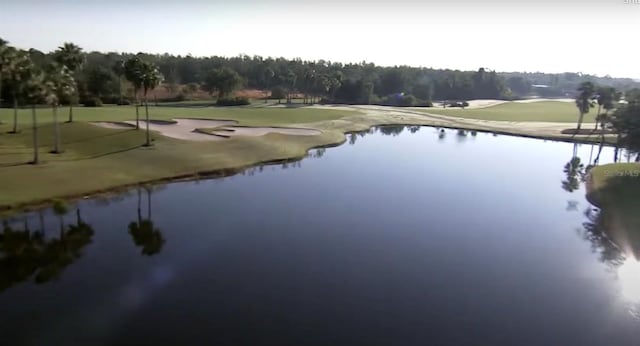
[
  {"x1": 44, "y1": 63, "x2": 76, "y2": 154},
  {"x1": 23, "y1": 69, "x2": 45, "y2": 164},
  {"x1": 574, "y1": 81, "x2": 595, "y2": 132},
  {"x1": 4, "y1": 49, "x2": 32, "y2": 134},
  {"x1": 112, "y1": 60, "x2": 125, "y2": 105},
  {"x1": 124, "y1": 57, "x2": 144, "y2": 129},
  {"x1": 140, "y1": 61, "x2": 163, "y2": 146},
  {"x1": 53, "y1": 43, "x2": 84, "y2": 123}
]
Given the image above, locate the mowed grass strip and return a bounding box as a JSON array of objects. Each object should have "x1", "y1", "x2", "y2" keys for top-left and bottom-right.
[
  {"x1": 0, "y1": 104, "x2": 356, "y2": 127},
  {"x1": 421, "y1": 101, "x2": 596, "y2": 123}
]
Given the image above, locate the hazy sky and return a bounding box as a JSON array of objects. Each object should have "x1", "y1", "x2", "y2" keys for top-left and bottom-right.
[{"x1": 1, "y1": 0, "x2": 638, "y2": 78}]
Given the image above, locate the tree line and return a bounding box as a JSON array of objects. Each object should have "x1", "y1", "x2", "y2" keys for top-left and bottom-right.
[{"x1": 3, "y1": 39, "x2": 640, "y2": 110}]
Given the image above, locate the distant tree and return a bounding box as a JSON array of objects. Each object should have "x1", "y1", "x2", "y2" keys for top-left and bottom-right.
[
  {"x1": 412, "y1": 83, "x2": 433, "y2": 101},
  {"x1": 85, "y1": 65, "x2": 116, "y2": 99},
  {"x1": 506, "y1": 76, "x2": 532, "y2": 97},
  {"x1": 112, "y1": 60, "x2": 125, "y2": 104},
  {"x1": 0, "y1": 37, "x2": 9, "y2": 105},
  {"x1": 574, "y1": 81, "x2": 595, "y2": 131},
  {"x1": 53, "y1": 43, "x2": 84, "y2": 122},
  {"x1": 263, "y1": 67, "x2": 275, "y2": 103},
  {"x1": 124, "y1": 57, "x2": 144, "y2": 129},
  {"x1": 202, "y1": 67, "x2": 242, "y2": 98}
]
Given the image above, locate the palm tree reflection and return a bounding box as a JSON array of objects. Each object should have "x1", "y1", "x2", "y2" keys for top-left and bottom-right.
[
  {"x1": 0, "y1": 207, "x2": 94, "y2": 292},
  {"x1": 129, "y1": 187, "x2": 165, "y2": 256}
]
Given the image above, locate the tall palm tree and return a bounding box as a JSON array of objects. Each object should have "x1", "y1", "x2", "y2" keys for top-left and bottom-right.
[
  {"x1": 4, "y1": 49, "x2": 31, "y2": 134},
  {"x1": 53, "y1": 42, "x2": 84, "y2": 123},
  {"x1": 574, "y1": 81, "x2": 595, "y2": 131},
  {"x1": 44, "y1": 63, "x2": 76, "y2": 154},
  {"x1": 124, "y1": 57, "x2": 144, "y2": 129},
  {"x1": 140, "y1": 61, "x2": 163, "y2": 146},
  {"x1": 23, "y1": 70, "x2": 45, "y2": 164}
]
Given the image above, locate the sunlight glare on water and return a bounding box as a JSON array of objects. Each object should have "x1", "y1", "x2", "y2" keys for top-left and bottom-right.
[{"x1": 618, "y1": 258, "x2": 640, "y2": 303}]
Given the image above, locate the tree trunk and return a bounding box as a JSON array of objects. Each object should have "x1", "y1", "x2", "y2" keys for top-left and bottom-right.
[
  {"x1": 12, "y1": 93, "x2": 18, "y2": 133},
  {"x1": 31, "y1": 105, "x2": 39, "y2": 164},
  {"x1": 154, "y1": 92, "x2": 158, "y2": 106},
  {"x1": 577, "y1": 112, "x2": 584, "y2": 131},
  {"x1": 68, "y1": 102, "x2": 73, "y2": 123},
  {"x1": 118, "y1": 76, "x2": 123, "y2": 105},
  {"x1": 594, "y1": 105, "x2": 601, "y2": 131},
  {"x1": 144, "y1": 94, "x2": 150, "y2": 146},
  {"x1": 52, "y1": 105, "x2": 61, "y2": 153},
  {"x1": 135, "y1": 89, "x2": 140, "y2": 129}
]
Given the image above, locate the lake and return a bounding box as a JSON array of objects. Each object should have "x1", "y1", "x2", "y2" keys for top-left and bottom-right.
[{"x1": 1, "y1": 126, "x2": 639, "y2": 346}]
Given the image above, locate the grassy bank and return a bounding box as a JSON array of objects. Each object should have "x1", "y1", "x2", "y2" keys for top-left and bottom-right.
[
  {"x1": 422, "y1": 101, "x2": 594, "y2": 123},
  {"x1": 586, "y1": 163, "x2": 640, "y2": 259}
]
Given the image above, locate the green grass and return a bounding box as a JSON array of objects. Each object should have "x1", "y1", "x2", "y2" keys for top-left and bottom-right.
[
  {"x1": 420, "y1": 101, "x2": 595, "y2": 123},
  {"x1": 0, "y1": 104, "x2": 351, "y2": 127}
]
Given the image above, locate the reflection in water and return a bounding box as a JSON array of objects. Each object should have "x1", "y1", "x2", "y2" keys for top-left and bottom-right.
[
  {"x1": 0, "y1": 208, "x2": 94, "y2": 292},
  {"x1": 129, "y1": 187, "x2": 165, "y2": 256},
  {"x1": 561, "y1": 157, "x2": 585, "y2": 193},
  {"x1": 377, "y1": 125, "x2": 405, "y2": 137}
]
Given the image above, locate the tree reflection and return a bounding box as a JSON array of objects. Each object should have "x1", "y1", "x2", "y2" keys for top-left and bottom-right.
[
  {"x1": 378, "y1": 125, "x2": 405, "y2": 137},
  {"x1": 561, "y1": 157, "x2": 585, "y2": 193},
  {"x1": 129, "y1": 187, "x2": 165, "y2": 256},
  {"x1": 408, "y1": 126, "x2": 421, "y2": 134},
  {"x1": 0, "y1": 208, "x2": 94, "y2": 292}
]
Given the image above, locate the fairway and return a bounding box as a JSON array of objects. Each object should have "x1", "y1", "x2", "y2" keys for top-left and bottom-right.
[
  {"x1": 0, "y1": 104, "x2": 354, "y2": 127},
  {"x1": 420, "y1": 101, "x2": 595, "y2": 123}
]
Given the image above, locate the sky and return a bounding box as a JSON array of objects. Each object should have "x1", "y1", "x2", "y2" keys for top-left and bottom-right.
[{"x1": 1, "y1": 0, "x2": 639, "y2": 78}]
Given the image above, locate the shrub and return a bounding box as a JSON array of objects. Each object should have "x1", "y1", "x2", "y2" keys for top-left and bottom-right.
[
  {"x1": 83, "y1": 97, "x2": 103, "y2": 107},
  {"x1": 415, "y1": 100, "x2": 433, "y2": 107},
  {"x1": 216, "y1": 97, "x2": 250, "y2": 106},
  {"x1": 270, "y1": 86, "x2": 287, "y2": 100},
  {"x1": 117, "y1": 99, "x2": 132, "y2": 106},
  {"x1": 378, "y1": 93, "x2": 416, "y2": 107}
]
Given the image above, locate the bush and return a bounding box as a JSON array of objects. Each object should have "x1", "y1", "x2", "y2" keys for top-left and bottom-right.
[
  {"x1": 415, "y1": 100, "x2": 433, "y2": 107},
  {"x1": 446, "y1": 101, "x2": 469, "y2": 108},
  {"x1": 83, "y1": 97, "x2": 103, "y2": 107},
  {"x1": 216, "y1": 97, "x2": 250, "y2": 106},
  {"x1": 270, "y1": 86, "x2": 287, "y2": 100},
  {"x1": 117, "y1": 99, "x2": 132, "y2": 106},
  {"x1": 378, "y1": 93, "x2": 416, "y2": 107},
  {"x1": 159, "y1": 93, "x2": 187, "y2": 103}
]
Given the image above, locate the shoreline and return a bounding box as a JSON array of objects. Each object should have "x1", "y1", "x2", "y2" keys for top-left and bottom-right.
[{"x1": 0, "y1": 113, "x2": 616, "y2": 215}]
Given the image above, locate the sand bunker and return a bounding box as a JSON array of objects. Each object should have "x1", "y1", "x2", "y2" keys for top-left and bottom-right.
[
  {"x1": 91, "y1": 118, "x2": 321, "y2": 141},
  {"x1": 209, "y1": 126, "x2": 321, "y2": 137},
  {"x1": 92, "y1": 121, "x2": 136, "y2": 129}
]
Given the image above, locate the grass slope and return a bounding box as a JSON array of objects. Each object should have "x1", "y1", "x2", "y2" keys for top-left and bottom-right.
[{"x1": 422, "y1": 101, "x2": 595, "y2": 123}]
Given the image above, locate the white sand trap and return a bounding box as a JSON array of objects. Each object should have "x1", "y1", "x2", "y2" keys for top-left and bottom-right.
[
  {"x1": 92, "y1": 121, "x2": 136, "y2": 129},
  {"x1": 91, "y1": 118, "x2": 319, "y2": 141},
  {"x1": 211, "y1": 126, "x2": 321, "y2": 137},
  {"x1": 120, "y1": 118, "x2": 238, "y2": 141}
]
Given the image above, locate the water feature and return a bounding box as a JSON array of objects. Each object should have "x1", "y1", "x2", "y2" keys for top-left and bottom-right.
[{"x1": 1, "y1": 126, "x2": 639, "y2": 345}]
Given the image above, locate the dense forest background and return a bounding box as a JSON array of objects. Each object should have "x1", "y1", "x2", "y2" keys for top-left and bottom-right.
[{"x1": 3, "y1": 46, "x2": 640, "y2": 107}]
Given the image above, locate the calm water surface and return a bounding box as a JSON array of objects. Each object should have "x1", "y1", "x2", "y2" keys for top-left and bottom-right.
[{"x1": 1, "y1": 126, "x2": 639, "y2": 346}]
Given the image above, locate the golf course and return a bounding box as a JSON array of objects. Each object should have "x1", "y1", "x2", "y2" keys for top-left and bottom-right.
[{"x1": 0, "y1": 99, "x2": 617, "y2": 210}]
